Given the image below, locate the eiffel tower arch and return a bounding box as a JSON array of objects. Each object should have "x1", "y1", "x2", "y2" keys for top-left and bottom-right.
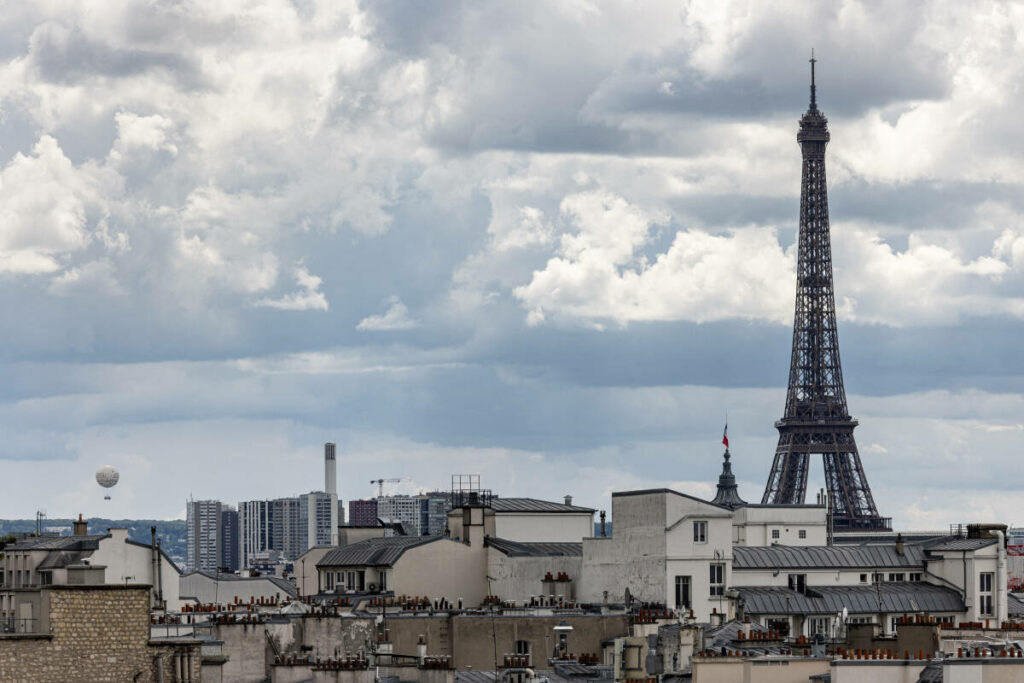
[{"x1": 761, "y1": 57, "x2": 891, "y2": 532}]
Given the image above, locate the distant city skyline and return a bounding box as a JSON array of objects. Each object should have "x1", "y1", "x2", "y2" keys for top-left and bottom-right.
[{"x1": 0, "y1": 2, "x2": 1021, "y2": 529}]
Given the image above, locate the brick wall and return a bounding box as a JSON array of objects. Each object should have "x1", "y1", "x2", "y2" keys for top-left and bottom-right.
[{"x1": 0, "y1": 585, "x2": 200, "y2": 683}]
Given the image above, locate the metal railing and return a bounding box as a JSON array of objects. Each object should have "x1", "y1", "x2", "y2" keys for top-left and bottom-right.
[{"x1": 0, "y1": 617, "x2": 39, "y2": 634}]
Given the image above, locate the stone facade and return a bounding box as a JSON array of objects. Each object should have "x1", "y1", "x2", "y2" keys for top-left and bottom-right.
[{"x1": 0, "y1": 585, "x2": 200, "y2": 683}]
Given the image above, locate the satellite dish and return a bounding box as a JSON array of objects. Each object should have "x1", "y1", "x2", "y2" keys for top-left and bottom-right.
[{"x1": 96, "y1": 465, "x2": 119, "y2": 500}]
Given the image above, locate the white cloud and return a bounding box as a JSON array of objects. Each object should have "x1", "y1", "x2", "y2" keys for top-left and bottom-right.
[
  {"x1": 255, "y1": 265, "x2": 328, "y2": 311},
  {"x1": 511, "y1": 188, "x2": 1024, "y2": 328},
  {"x1": 831, "y1": 224, "x2": 1017, "y2": 326},
  {"x1": 357, "y1": 295, "x2": 417, "y2": 331},
  {"x1": 515, "y1": 190, "x2": 794, "y2": 326},
  {"x1": 0, "y1": 136, "x2": 104, "y2": 274},
  {"x1": 109, "y1": 112, "x2": 177, "y2": 160}
]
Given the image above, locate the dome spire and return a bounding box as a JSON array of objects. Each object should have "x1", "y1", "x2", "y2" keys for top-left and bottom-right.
[{"x1": 711, "y1": 442, "x2": 746, "y2": 510}]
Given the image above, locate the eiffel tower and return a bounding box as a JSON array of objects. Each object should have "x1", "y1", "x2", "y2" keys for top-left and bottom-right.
[{"x1": 761, "y1": 56, "x2": 890, "y2": 531}]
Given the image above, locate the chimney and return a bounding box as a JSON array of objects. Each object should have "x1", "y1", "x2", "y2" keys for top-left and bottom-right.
[
  {"x1": 600, "y1": 511, "x2": 607, "y2": 537},
  {"x1": 895, "y1": 532, "x2": 904, "y2": 556},
  {"x1": 564, "y1": 495, "x2": 573, "y2": 507},
  {"x1": 73, "y1": 514, "x2": 88, "y2": 537},
  {"x1": 324, "y1": 443, "x2": 337, "y2": 496}
]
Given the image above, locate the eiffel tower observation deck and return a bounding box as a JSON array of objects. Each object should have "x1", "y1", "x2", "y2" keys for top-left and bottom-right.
[{"x1": 761, "y1": 56, "x2": 891, "y2": 532}]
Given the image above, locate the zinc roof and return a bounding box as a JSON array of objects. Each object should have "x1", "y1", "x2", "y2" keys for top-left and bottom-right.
[
  {"x1": 705, "y1": 619, "x2": 770, "y2": 647},
  {"x1": 316, "y1": 535, "x2": 444, "y2": 568},
  {"x1": 924, "y1": 538, "x2": 997, "y2": 552},
  {"x1": 491, "y1": 498, "x2": 595, "y2": 513},
  {"x1": 183, "y1": 570, "x2": 298, "y2": 597},
  {"x1": 7, "y1": 535, "x2": 105, "y2": 551},
  {"x1": 485, "y1": 537, "x2": 583, "y2": 557},
  {"x1": 36, "y1": 550, "x2": 93, "y2": 569},
  {"x1": 733, "y1": 544, "x2": 924, "y2": 570},
  {"x1": 737, "y1": 583, "x2": 963, "y2": 616}
]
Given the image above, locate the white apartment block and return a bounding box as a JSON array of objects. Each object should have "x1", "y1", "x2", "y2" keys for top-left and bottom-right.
[
  {"x1": 377, "y1": 495, "x2": 423, "y2": 536},
  {"x1": 186, "y1": 499, "x2": 222, "y2": 571}
]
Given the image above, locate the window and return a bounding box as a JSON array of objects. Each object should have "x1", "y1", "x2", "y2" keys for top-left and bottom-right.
[
  {"x1": 888, "y1": 573, "x2": 905, "y2": 582},
  {"x1": 379, "y1": 571, "x2": 387, "y2": 591},
  {"x1": 910, "y1": 573, "x2": 922, "y2": 582},
  {"x1": 871, "y1": 572, "x2": 883, "y2": 584},
  {"x1": 674, "y1": 576, "x2": 692, "y2": 609},
  {"x1": 809, "y1": 617, "x2": 831, "y2": 637},
  {"x1": 787, "y1": 574, "x2": 807, "y2": 593},
  {"x1": 798, "y1": 529, "x2": 806, "y2": 539},
  {"x1": 980, "y1": 572, "x2": 994, "y2": 616},
  {"x1": 771, "y1": 529, "x2": 780, "y2": 540},
  {"x1": 710, "y1": 563, "x2": 725, "y2": 597},
  {"x1": 514, "y1": 640, "x2": 531, "y2": 665},
  {"x1": 693, "y1": 521, "x2": 707, "y2": 543},
  {"x1": 849, "y1": 616, "x2": 874, "y2": 624},
  {"x1": 766, "y1": 617, "x2": 790, "y2": 636},
  {"x1": 859, "y1": 573, "x2": 868, "y2": 583}
]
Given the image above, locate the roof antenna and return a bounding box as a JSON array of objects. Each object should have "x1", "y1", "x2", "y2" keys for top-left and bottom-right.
[{"x1": 809, "y1": 48, "x2": 817, "y2": 110}]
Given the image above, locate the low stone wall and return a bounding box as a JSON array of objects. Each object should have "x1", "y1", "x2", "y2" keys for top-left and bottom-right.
[{"x1": 0, "y1": 585, "x2": 200, "y2": 683}]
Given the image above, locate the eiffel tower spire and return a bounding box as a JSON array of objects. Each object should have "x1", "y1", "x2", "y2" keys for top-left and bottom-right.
[{"x1": 761, "y1": 56, "x2": 890, "y2": 531}]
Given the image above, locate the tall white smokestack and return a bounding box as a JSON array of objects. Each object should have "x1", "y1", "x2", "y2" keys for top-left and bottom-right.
[
  {"x1": 326, "y1": 442, "x2": 339, "y2": 546},
  {"x1": 324, "y1": 442, "x2": 337, "y2": 496}
]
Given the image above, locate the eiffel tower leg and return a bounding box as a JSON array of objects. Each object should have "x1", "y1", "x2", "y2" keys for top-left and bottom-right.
[
  {"x1": 823, "y1": 439, "x2": 884, "y2": 530},
  {"x1": 763, "y1": 441, "x2": 809, "y2": 505}
]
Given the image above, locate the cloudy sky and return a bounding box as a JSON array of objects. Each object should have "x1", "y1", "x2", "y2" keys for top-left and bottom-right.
[{"x1": 1, "y1": 0, "x2": 1022, "y2": 528}]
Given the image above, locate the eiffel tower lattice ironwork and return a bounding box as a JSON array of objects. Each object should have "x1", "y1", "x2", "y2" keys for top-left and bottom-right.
[{"x1": 761, "y1": 56, "x2": 891, "y2": 531}]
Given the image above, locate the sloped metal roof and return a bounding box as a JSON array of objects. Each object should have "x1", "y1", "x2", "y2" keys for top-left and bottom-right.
[
  {"x1": 705, "y1": 619, "x2": 770, "y2": 648},
  {"x1": 924, "y1": 538, "x2": 997, "y2": 552},
  {"x1": 738, "y1": 583, "x2": 963, "y2": 616},
  {"x1": 733, "y1": 544, "x2": 924, "y2": 570},
  {"x1": 7, "y1": 535, "x2": 105, "y2": 551},
  {"x1": 491, "y1": 498, "x2": 595, "y2": 513},
  {"x1": 1008, "y1": 593, "x2": 1024, "y2": 617},
  {"x1": 37, "y1": 550, "x2": 93, "y2": 569},
  {"x1": 317, "y1": 535, "x2": 446, "y2": 568},
  {"x1": 181, "y1": 570, "x2": 298, "y2": 597},
  {"x1": 485, "y1": 537, "x2": 582, "y2": 557},
  {"x1": 916, "y1": 661, "x2": 942, "y2": 682}
]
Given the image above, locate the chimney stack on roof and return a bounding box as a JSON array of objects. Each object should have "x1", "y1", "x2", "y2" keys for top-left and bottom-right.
[
  {"x1": 73, "y1": 513, "x2": 88, "y2": 537},
  {"x1": 564, "y1": 495, "x2": 573, "y2": 507}
]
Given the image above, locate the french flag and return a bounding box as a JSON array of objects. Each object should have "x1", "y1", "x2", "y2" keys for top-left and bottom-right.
[{"x1": 722, "y1": 423, "x2": 729, "y2": 448}]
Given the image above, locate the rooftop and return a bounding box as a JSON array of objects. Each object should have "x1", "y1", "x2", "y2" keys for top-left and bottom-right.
[
  {"x1": 733, "y1": 543, "x2": 925, "y2": 570},
  {"x1": 737, "y1": 583, "x2": 964, "y2": 615},
  {"x1": 485, "y1": 537, "x2": 583, "y2": 557},
  {"x1": 490, "y1": 497, "x2": 595, "y2": 513},
  {"x1": 317, "y1": 535, "x2": 445, "y2": 568},
  {"x1": 181, "y1": 570, "x2": 298, "y2": 596},
  {"x1": 6, "y1": 534, "x2": 106, "y2": 551},
  {"x1": 924, "y1": 537, "x2": 997, "y2": 552}
]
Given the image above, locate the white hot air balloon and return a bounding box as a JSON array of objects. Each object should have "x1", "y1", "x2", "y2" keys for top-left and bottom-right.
[{"x1": 96, "y1": 465, "x2": 119, "y2": 500}]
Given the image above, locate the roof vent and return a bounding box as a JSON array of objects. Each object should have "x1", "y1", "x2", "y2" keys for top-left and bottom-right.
[{"x1": 564, "y1": 495, "x2": 573, "y2": 507}]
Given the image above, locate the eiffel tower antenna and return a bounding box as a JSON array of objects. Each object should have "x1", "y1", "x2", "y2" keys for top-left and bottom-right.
[
  {"x1": 761, "y1": 57, "x2": 890, "y2": 531},
  {"x1": 809, "y1": 49, "x2": 817, "y2": 110}
]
